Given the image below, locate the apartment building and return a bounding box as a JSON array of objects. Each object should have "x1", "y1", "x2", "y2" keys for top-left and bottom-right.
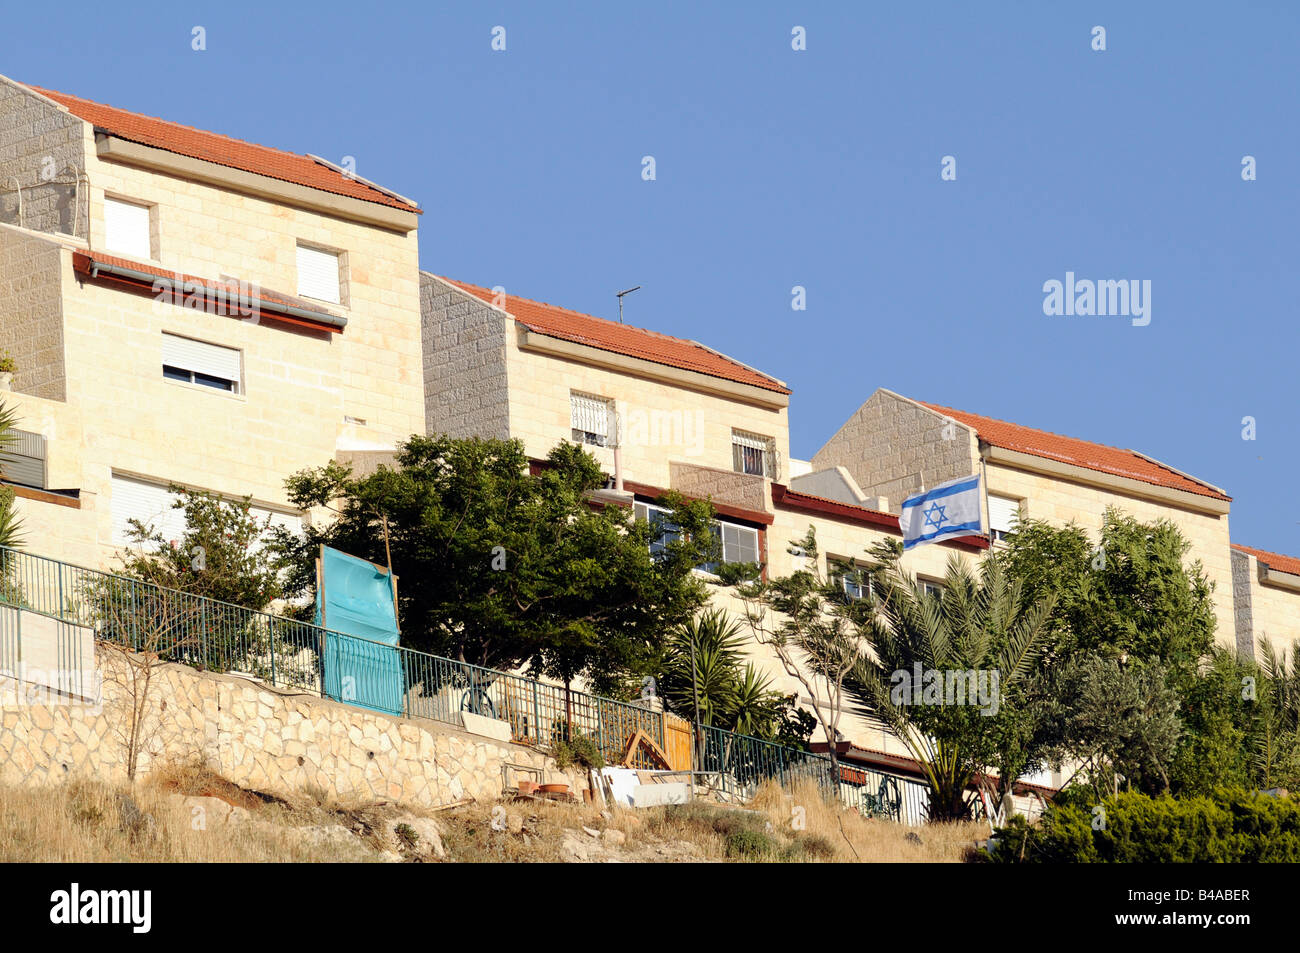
[
  {"x1": 0, "y1": 77, "x2": 426, "y2": 567},
  {"x1": 814, "y1": 389, "x2": 1239, "y2": 652},
  {"x1": 419, "y1": 277, "x2": 985, "y2": 762}
]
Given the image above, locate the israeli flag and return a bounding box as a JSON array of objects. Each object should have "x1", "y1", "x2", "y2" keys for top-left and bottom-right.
[{"x1": 900, "y1": 474, "x2": 984, "y2": 551}]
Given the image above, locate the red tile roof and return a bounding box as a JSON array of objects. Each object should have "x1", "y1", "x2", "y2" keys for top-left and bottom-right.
[
  {"x1": 29, "y1": 85, "x2": 418, "y2": 212},
  {"x1": 72, "y1": 250, "x2": 344, "y2": 334},
  {"x1": 1232, "y1": 544, "x2": 1300, "y2": 577},
  {"x1": 438, "y1": 278, "x2": 791, "y2": 395},
  {"x1": 770, "y1": 483, "x2": 990, "y2": 550},
  {"x1": 923, "y1": 402, "x2": 1231, "y2": 502}
]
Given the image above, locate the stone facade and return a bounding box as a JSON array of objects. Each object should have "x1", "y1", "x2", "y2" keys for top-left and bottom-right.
[
  {"x1": 419, "y1": 272, "x2": 511, "y2": 441},
  {"x1": 0, "y1": 646, "x2": 588, "y2": 808},
  {"x1": 669, "y1": 461, "x2": 767, "y2": 512},
  {"x1": 812, "y1": 389, "x2": 980, "y2": 507},
  {"x1": 1231, "y1": 548, "x2": 1300, "y2": 662},
  {"x1": 0, "y1": 225, "x2": 65, "y2": 399},
  {"x1": 0, "y1": 78, "x2": 86, "y2": 239}
]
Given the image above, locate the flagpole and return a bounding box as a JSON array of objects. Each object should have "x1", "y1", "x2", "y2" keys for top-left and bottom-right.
[{"x1": 979, "y1": 450, "x2": 992, "y2": 544}]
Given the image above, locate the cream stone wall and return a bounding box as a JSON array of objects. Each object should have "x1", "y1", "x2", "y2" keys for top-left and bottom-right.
[
  {"x1": 986, "y1": 461, "x2": 1236, "y2": 649},
  {"x1": 0, "y1": 224, "x2": 67, "y2": 399},
  {"x1": 0, "y1": 647, "x2": 588, "y2": 809},
  {"x1": 504, "y1": 335, "x2": 790, "y2": 490},
  {"x1": 0, "y1": 83, "x2": 426, "y2": 569},
  {"x1": 2, "y1": 389, "x2": 99, "y2": 566},
  {"x1": 1231, "y1": 548, "x2": 1300, "y2": 662},
  {"x1": 81, "y1": 142, "x2": 424, "y2": 448}
]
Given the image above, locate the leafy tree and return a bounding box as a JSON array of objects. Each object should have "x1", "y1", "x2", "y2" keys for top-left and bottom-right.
[
  {"x1": 1047, "y1": 654, "x2": 1183, "y2": 799},
  {"x1": 116, "y1": 486, "x2": 284, "y2": 611},
  {"x1": 280, "y1": 436, "x2": 718, "y2": 704},
  {"x1": 998, "y1": 510, "x2": 1216, "y2": 683},
  {"x1": 850, "y1": 552, "x2": 1055, "y2": 821}
]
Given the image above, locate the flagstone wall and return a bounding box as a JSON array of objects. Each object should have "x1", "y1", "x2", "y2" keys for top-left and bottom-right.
[{"x1": 0, "y1": 644, "x2": 588, "y2": 806}]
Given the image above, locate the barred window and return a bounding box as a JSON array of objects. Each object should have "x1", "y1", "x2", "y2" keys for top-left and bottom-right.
[
  {"x1": 570, "y1": 392, "x2": 612, "y2": 447},
  {"x1": 732, "y1": 429, "x2": 775, "y2": 477}
]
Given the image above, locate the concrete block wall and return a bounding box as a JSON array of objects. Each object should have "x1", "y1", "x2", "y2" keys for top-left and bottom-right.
[
  {"x1": 0, "y1": 224, "x2": 66, "y2": 400},
  {"x1": 419, "y1": 273, "x2": 511, "y2": 441},
  {"x1": 0, "y1": 79, "x2": 87, "y2": 239}
]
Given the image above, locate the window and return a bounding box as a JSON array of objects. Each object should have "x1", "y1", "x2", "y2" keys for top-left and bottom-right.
[
  {"x1": 570, "y1": 392, "x2": 612, "y2": 447},
  {"x1": 111, "y1": 473, "x2": 303, "y2": 547},
  {"x1": 162, "y1": 333, "x2": 241, "y2": 393},
  {"x1": 732, "y1": 430, "x2": 776, "y2": 478},
  {"x1": 0, "y1": 430, "x2": 46, "y2": 489},
  {"x1": 920, "y1": 579, "x2": 944, "y2": 600},
  {"x1": 988, "y1": 494, "x2": 1021, "y2": 542},
  {"x1": 104, "y1": 197, "x2": 152, "y2": 258},
  {"x1": 831, "y1": 561, "x2": 874, "y2": 601},
  {"x1": 633, "y1": 501, "x2": 760, "y2": 571},
  {"x1": 296, "y1": 243, "x2": 341, "y2": 304},
  {"x1": 705, "y1": 522, "x2": 760, "y2": 573}
]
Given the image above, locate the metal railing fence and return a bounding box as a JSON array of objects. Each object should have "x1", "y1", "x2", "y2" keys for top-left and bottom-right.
[{"x1": 0, "y1": 544, "x2": 930, "y2": 818}]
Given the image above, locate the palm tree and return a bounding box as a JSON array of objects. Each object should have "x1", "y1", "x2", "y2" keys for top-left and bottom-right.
[
  {"x1": 850, "y1": 554, "x2": 1054, "y2": 821},
  {"x1": 0, "y1": 401, "x2": 24, "y2": 551}
]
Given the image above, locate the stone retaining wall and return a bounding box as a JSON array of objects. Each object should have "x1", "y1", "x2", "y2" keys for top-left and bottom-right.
[{"x1": 0, "y1": 643, "x2": 588, "y2": 807}]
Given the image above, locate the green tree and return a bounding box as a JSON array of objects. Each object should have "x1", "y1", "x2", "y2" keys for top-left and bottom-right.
[
  {"x1": 998, "y1": 510, "x2": 1216, "y2": 684},
  {"x1": 116, "y1": 486, "x2": 285, "y2": 611},
  {"x1": 1047, "y1": 654, "x2": 1183, "y2": 799},
  {"x1": 280, "y1": 436, "x2": 718, "y2": 700}
]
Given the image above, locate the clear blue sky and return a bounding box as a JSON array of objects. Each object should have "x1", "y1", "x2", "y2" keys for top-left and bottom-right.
[{"x1": 7, "y1": 1, "x2": 1298, "y2": 555}]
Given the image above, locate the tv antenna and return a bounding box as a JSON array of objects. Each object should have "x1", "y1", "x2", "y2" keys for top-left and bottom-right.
[{"x1": 616, "y1": 285, "x2": 641, "y2": 323}]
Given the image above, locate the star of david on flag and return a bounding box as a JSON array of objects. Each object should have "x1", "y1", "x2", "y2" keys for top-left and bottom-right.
[{"x1": 899, "y1": 473, "x2": 984, "y2": 551}]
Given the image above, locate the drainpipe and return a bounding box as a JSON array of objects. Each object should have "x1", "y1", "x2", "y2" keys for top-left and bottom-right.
[{"x1": 612, "y1": 406, "x2": 624, "y2": 492}]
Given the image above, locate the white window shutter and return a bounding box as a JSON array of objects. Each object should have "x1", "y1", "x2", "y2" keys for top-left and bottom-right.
[
  {"x1": 988, "y1": 494, "x2": 1021, "y2": 535},
  {"x1": 104, "y1": 198, "x2": 151, "y2": 258},
  {"x1": 111, "y1": 475, "x2": 186, "y2": 546},
  {"x1": 570, "y1": 393, "x2": 610, "y2": 437},
  {"x1": 162, "y1": 334, "x2": 241, "y2": 388},
  {"x1": 296, "y1": 244, "x2": 340, "y2": 303},
  {"x1": 112, "y1": 473, "x2": 302, "y2": 547}
]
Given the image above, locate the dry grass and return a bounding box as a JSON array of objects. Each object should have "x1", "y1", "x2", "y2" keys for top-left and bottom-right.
[
  {"x1": 0, "y1": 767, "x2": 984, "y2": 863},
  {"x1": 437, "y1": 778, "x2": 984, "y2": 863},
  {"x1": 0, "y1": 762, "x2": 416, "y2": 862},
  {"x1": 748, "y1": 778, "x2": 986, "y2": 862}
]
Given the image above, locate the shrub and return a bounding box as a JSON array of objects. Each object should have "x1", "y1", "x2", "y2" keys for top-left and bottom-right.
[
  {"x1": 984, "y1": 788, "x2": 1300, "y2": 862},
  {"x1": 394, "y1": 823, "x2": 418, "y2": 850},
  {"x1": 551, "y1": 732, "x2": 604, "y2": 771},
  {"x1": 725, "y1": 828, "x2": 776, "y2": 860}
]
